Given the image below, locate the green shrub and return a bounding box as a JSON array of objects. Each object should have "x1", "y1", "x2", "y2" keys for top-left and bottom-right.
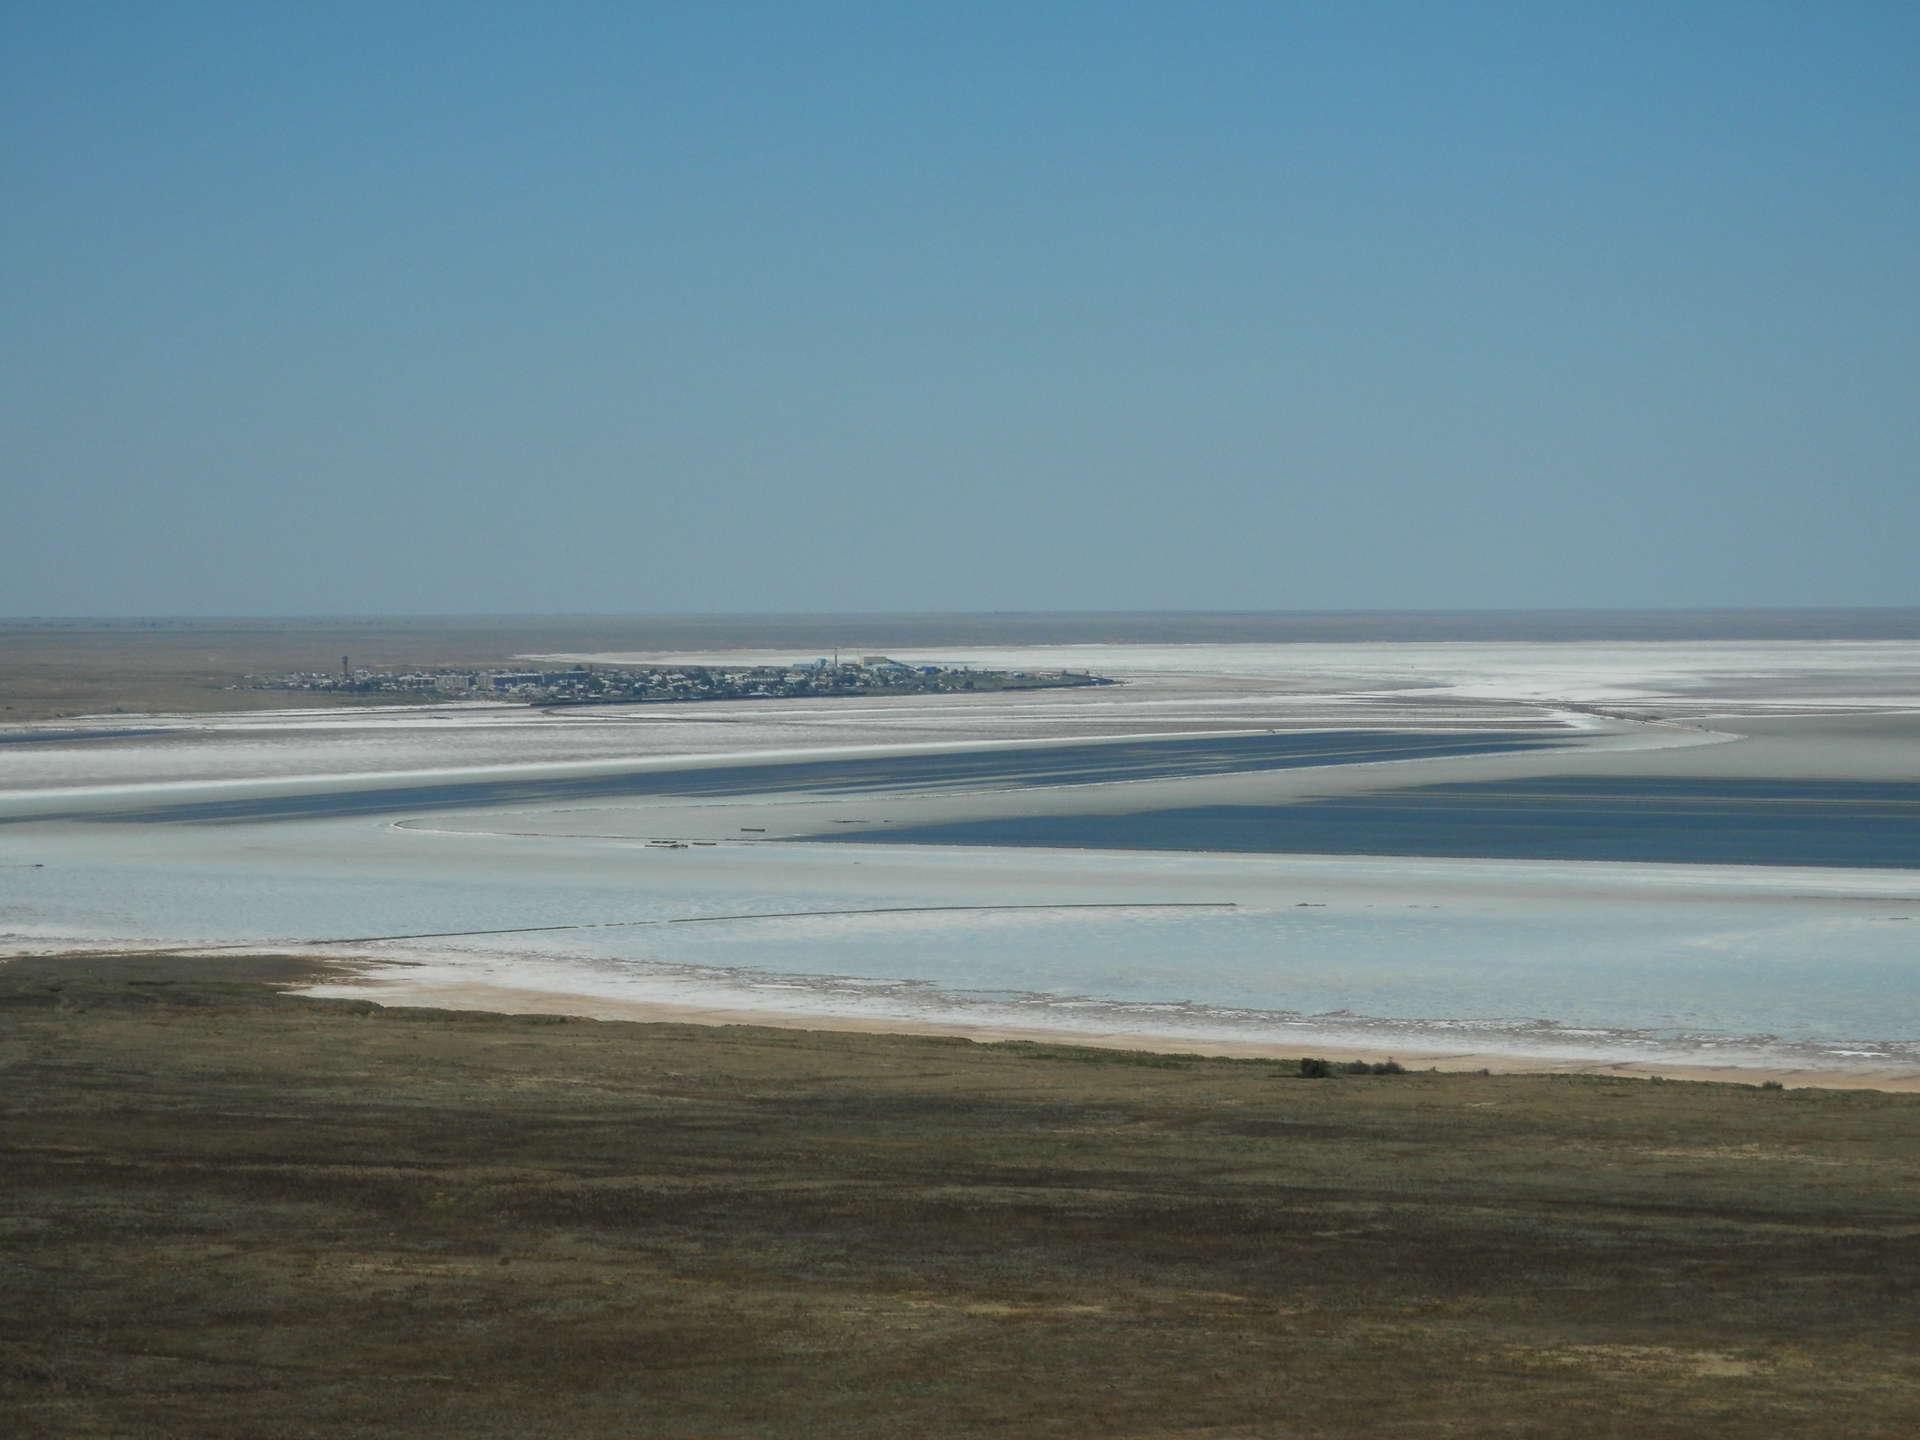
[{"x1": 1298, "y1": 1056, "x2": 1407, "y2": 1078}]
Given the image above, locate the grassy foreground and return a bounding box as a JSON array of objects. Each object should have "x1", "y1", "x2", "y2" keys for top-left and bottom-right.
[{"x1": 4, "y1": 955, "x2": 1919, "y2": 1438}]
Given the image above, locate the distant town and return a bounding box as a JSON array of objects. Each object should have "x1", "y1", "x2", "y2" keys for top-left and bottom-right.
[{"x1": 243, "y1": 655, "x2": 1115, "y2": 706}]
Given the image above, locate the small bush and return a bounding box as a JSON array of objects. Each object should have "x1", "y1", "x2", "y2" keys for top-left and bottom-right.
[
  {"x1": 1759, "y1": 1079, "x2": 1786, "y2": 1091},
  {"x1": 1297, "y1": 1056, "x2": 1407, "y2": 1078}
]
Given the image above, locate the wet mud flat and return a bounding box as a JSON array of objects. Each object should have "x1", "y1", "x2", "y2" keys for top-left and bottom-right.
[{"x1": 4, "y1": 952, "x2": 1918, "y2": 1439}]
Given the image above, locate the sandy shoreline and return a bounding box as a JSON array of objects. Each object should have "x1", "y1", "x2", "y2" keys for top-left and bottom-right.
[{"x1": 317, "y1": 974, "x2": 1920, "y2": 1092}]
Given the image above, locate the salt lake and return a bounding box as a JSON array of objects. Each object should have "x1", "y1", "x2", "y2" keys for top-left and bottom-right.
[{"x1": 6, "y1": 636, "x2": 1920, "y2": 1080}]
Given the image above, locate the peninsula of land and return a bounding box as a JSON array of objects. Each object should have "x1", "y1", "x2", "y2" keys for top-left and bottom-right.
[{"x1": 0, "y1": 616, "x2": 1122, "y2": 722}]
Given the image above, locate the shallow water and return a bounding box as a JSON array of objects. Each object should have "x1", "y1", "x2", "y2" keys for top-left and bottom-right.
[{"x1": 835, "y1": 776, "x2": 1920, "y2": 869}]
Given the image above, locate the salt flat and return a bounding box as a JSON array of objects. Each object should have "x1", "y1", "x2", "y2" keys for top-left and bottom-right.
[{"x1": 5, "y1": 638, "x2": 1920, "y2": 1082}]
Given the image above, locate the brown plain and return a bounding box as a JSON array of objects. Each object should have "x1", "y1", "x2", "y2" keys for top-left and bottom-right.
[{"x1": 4, "y1": 953, "x2": 1917, "y2": 1438}]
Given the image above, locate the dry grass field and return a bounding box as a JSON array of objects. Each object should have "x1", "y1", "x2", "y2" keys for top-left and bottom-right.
[{"x1": 3, "y1": 952, "x2": 1918, "y2": 1437}]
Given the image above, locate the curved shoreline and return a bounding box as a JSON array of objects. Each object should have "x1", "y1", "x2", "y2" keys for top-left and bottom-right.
[{"x1": 301, "y1": 972, "x2": 1920, "y2": 1092}]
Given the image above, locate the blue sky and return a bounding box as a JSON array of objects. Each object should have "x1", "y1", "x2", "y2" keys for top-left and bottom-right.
[{"x1": 6, "y1": 3, "x2": 1916, "y2": 615}]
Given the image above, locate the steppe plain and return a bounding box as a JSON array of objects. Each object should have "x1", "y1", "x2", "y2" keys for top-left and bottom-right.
[{"x1": 6, "y1": 951, "x2": 1919, "y2": 1439}]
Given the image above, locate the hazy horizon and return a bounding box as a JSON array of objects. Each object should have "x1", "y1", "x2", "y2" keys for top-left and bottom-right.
[
  {"x1": 10, "y1": 605, "x2": 1920, "y2": 621},
  {"x1": 12, "y1": 606, "x2": 1920, "y2": 648}
]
